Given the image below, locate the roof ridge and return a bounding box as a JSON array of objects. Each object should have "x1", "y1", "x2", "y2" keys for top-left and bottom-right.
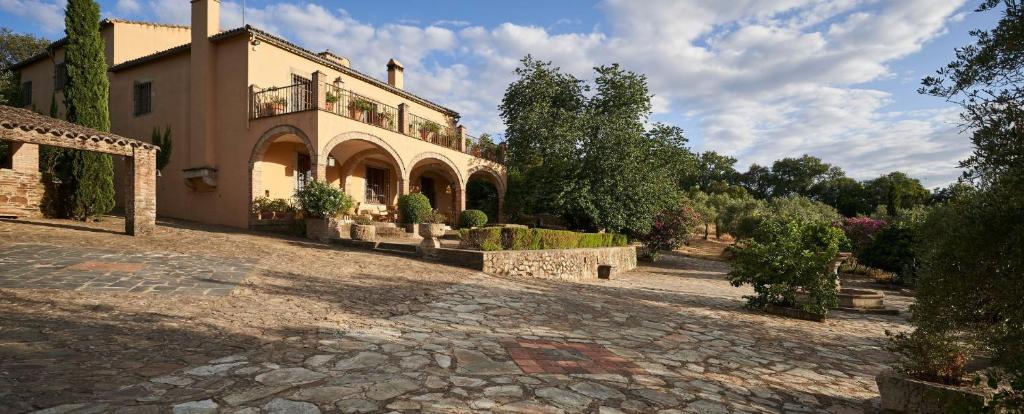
[{"x1": 102, "y1": 18, "x2": 191, "y2": 30}]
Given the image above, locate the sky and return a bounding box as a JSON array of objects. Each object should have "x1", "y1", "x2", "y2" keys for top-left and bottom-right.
[{"x1": 0, "y1": 0, "x2": 1000, "y2": 188}]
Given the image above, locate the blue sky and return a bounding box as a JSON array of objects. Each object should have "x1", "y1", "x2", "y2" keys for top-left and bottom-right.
[{"x1": 0, "y1": 0, "x2": 999, "y2": 187}]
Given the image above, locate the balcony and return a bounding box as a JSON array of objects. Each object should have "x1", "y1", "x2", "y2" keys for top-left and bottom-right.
[{"x1": 249, "y1": 82, "x2": 503, "y2": 164}]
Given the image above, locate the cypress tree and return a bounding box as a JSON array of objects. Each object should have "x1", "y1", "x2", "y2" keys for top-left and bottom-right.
[{"x1": 63, "y1": 0, "x2": 115, "y2": 219}]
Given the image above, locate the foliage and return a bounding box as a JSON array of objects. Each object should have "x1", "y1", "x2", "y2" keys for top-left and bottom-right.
[
  {"x1": 397, "y1": 193, "x2": 432, "y2": 224},
  {"x1": 768, "y1": 155, "x2": 844, "y2": 198},
  {"x1": 687, "y1": 151, "x2": 739, "y2": 191},
  {"x1": 811, "y1": 176, "x2": 873, "y2": 217},
  {"x1": 150, "y1": 126, "x2": 172, "y2": 172},
  {"x1": 251, "y1": 197, "x2": 294, "y2": 215},
  {"x1": 293, "y1": 180, "x2": 353, "y2": 218},
  {"x1": 466, "y1": 178, "x2": 498, "y2": 221},
  {"x1": 348, "y1": 97, "x2": 374, "y2": 112},
  {"x1": 859, "y1": 226, "x2": 917, "y2": 284},
  {"x1": 458, "y1": 209, "x2": 488, "y2": 229},
  {"x1": 425, "y1": 211, "x2": 448, "y2": 224},
  {"x1": 717, "y1": 197, "x2": 766, "y2": 240},
  {"x1": 767, "y1": 195, "x2": 842, "y2": 226},
  {"x1": 62, "y1": 0, "x2": 115, "y2": 220},
  {"x1": 740, "y1": 164, "x2": 773, "y2": 199},
  {"x1": 500, "y1": 57, "x2": 682, "y2": 236},
  {"x1": 352, "y1": 214, "x2": 374, "y2": 225},
  {"x1": 728, "y1": 218, "x2": 848, "y2": 315},
  {"x1": 864, "y1": 172, "x2": 931, "y2": 216},
  {"x1": 0, "y1": 27, "x2": 50, "y2": 106},
  {"x1": 638, "y1": 206, "x2": 701, "y2": 261},
  {"x1": 886, "y1": 329, "x2": 972, "y2": 385},
  {"x1": 459, "y1": 227, "x2": 627, "y2": 251},
  {"x1": 839, "y1": 217, "x2": 886, "y2": 255},
  {"x1": 417, "y1": 120, "x2": 442, "y2": 134}
]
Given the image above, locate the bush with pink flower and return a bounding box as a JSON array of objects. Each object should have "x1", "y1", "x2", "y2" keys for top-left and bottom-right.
[
  {"x1": 639, "y1": 206, "x2": 702, "y2": 261},
  {"x1": 840, "y1": 216, "x2": 886, "y2": 255}
]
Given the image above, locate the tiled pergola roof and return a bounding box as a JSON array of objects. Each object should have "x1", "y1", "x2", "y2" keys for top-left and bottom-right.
[{"x1": 0, "y1": 105, "x2": 157, "y2": 155}]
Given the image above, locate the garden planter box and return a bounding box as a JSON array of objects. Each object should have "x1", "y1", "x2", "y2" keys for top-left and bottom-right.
[
  {"x1": 305, "y1": 217, "x2": 330, "y2": 242},
  {"x1": 350, "y1": 224, "x2": 377, "y2": 241},
  {"x1": 419, "y1": 223, "x2": 446, "y2": 239},
  {"x1": 875, "y1": 369, "x2": 989, "y2": 413}
]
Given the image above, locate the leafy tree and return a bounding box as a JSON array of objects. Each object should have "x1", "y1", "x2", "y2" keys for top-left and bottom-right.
[
  {"x1": 688, "y1": 151, "x2": 739, "y2": 191},
  {"x1": 768, "y1": 154, "x2": 843, "y2": 198},
  {"x1": 811, "y1": 176, "x2": 873, "y2": 217},
  {"x1": 864, "y1": 172, "x2": 930, "y2": 217},
  {"x1": 63, "y1": 0, "x2": 115, "y2": 219},
  {"x1": 638, "y1": 205, "x2": 701, "y2": 261},
  {"x1": 0, "y1": 27, "x2": 50, "y2": 105},
  {"x1": 740, "y1": 163, "x2": 772, "y2": 199},
  {"x1": 466, "y1": 178, "x2": 498, "y2": 221},
  {"x1": 646, "y1": 123, "x2": 697, "y2": 188},
  {"x1": 151, "y1": 126, "x2": 172, "y2": 172}
]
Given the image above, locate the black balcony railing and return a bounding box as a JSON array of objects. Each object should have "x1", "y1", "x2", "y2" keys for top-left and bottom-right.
[
  {"x1": 405, "y1": 113, "x2": 459, "y2": 150},
  {"x1": 250, "y1": 83, "x2": 313, "y2": 118},
  {"x1": 322, "y1": 84, "x2": 400, "y2": 133}
]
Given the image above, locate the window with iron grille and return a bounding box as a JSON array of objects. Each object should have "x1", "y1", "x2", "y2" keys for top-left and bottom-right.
[
  {"x1": 133, "y1": 81, "x2": 152, "y2": 116},
  {"x1": 365, "y1": 166, "x2": 390, "y2": 204},
  {"x1": 19, "y1": 81, "x2": 31, "y2": 107},
  {"x1": 54, "y1": 62, "x2": 67, "y2": 90}
]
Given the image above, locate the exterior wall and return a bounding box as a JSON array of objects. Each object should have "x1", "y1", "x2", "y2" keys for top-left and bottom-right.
[
  {"x1": 433, "y1": 246, "x2": 638, "y2": 281},
  {"x1": 257, "y1": 141, "x2": 305, "y2": 199},
  {"x1": 0, "y1": 169, "x2": 43, "y2": 217},
  {"x1": 110, "y1": 23, "x2": 190, "y2": 67}
]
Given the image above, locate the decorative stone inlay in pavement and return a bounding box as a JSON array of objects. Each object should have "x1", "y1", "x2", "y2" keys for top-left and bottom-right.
[
  {"x1": 0, "y1": 243, "x2": 250, "y2": 295},
  {"x1": 502, "y1": 338, "x2": 647, "y2": 375},
  {"x1": 26, "y1": 254, "x2": 911, "y2": 413}
]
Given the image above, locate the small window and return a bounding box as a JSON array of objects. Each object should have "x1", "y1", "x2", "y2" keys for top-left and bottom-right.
[
  {"x1": 54, "y1": 62, "x2": 67, "y2": 90},
  {"x1": 133, "y1": 81, "x2": 152, "y2": 116},
  {"x1": 295, "y1": 153, "x2": 311, "y2": 191},
  {"x1": 19, "y1": 81, "x2": 32, "y2": 107},
  {"x1": 365, "y1": 166, "x2": 390, "y2": 204}
]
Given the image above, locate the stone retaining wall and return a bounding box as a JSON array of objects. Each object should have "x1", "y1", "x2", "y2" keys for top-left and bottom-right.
[
  {"x1": 435, "y1": 245, "x2": 637, "y2": 281},
  {"x1": 0, "y1": 169, "x2": 43, "y2": 218}
]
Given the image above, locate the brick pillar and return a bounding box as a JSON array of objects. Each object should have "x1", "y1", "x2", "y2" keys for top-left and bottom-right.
[
  {"x1": 397, "y1": 178, "x2": 408, "y2": 196},
  {"x1": 10, "y1": 142, "x2": 39, "y2": 173},
  {"x1": 454, "y1": 187, "x2": 466, "y2": 221},
  {"x1": 314, "y1": 162, "x2": 327, "y2": 182},
  {"x1": 125, "y1": 147, "x2": 157, "y2": 236},
  {"x1": 456, "y1": 125, "x2": 467, "y2": 152},
  {"x1": 311, "y1": 71, "x2": 325, "y2": 110},
  {"x1": 397, "y1": 103, "x2": 407, "y2": 134}
]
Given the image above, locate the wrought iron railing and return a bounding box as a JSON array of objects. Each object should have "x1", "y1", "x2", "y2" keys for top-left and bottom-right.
[
  {"x1": 250, "y1": 83, "x2": 313, "y2": 118},
  {"x1": 464, "y1": 134, "x2": 506, "y2": 164},
  {"x1": 405, "y1": 113, "x2": 459, "y2": 150},
  {"x1": 321, "y1": 83, "x2": 400, "y2": 133}
]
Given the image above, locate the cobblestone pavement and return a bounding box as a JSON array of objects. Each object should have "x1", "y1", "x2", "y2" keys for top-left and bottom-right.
[
  {"x1": 31, "y1": 252, "x2": 911, "y2": 414},
  {"x1": 0, "y1": 243, "x2": 249, "y2": 295}
]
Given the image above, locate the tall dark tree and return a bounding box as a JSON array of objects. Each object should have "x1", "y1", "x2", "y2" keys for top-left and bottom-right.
[
  {"x1": 740, "y1": 163, "x2": 772, "y2": 199},
  {"x1": 0, "y1": 27, "x2": 50, "y2": 105},
  {"x1": 690, "y1": 151, "x2": 739, "y2": 190},
  {"x1": 810, "y1": 176, "x2": 872, "y2": 217},
  {"x1": 61, "y1": 0, "x2": 116, "y2": 219},
  {"x1": 864, "y1": 172, "x2": 930, "y2": 216}
]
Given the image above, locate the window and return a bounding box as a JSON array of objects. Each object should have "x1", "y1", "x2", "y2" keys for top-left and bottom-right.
[
  {"x1": 19, "y1": 81, "x2": 31, "y2": 107},
  {"x1": 133, "y1": 81, "x2": 152, "y2": 116},
  {"x1": 295, "y1": 153, "x2": 311, "y2": 191},
  {"x1": 365, "y1": 166, "x2": 390, "y2": 204},
  {"x1": 54, "y1": 62, "x2": 67, "y2": 90}
]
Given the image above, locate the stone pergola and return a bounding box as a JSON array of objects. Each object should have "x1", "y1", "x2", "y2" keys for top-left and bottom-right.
[{"x1": 0, "y1": 105, "x2": 158, "y2": 235}]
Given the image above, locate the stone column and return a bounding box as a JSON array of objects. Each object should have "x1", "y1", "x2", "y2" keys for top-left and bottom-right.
[
  {"x1": 454, "y1": 187, "x2": 466, "y2": 220},
  {"x1": 397, "y1": 103, "x2": 408, "y2": 134},
  {"x1": 397, "y1": 178, "x2": 408, "y2": 196},
  {"x1": 10, "y1": 142, "x2": 38, "y2": 173},
  {"x1": 314, "y1": 162, "x2": 327, "y2": 183},
  {"x1": 456, "y1": 125, "x2": 467, "y2": 152},
  {"x1": 311, "y1": 71, "x2": 325, "y2": 110},
  {"x1": 125, "y1": 147, "x2": 157, "y2": 236}
]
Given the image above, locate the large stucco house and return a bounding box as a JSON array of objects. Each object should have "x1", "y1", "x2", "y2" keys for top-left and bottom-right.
[{"x1": 10, "y1": 0, "x2": 506, "y2": 229}]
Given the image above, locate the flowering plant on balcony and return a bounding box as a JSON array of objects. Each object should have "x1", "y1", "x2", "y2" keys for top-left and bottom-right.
[
  {"x1": 348, "y1": 97, "x2": 374, "y2": 120},
  {"x1": 417, "y1": 120, "x2": 442, "y2": 140},
  {"x1": 375, "y1": 110, "x2": 395, "y2": 129}
]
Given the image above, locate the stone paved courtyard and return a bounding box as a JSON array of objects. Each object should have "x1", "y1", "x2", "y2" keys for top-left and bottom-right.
[{"x1": 0, "y1": 218, "x2": 913, "y2": 413}]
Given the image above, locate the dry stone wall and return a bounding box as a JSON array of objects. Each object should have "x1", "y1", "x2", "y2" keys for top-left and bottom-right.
[
  {"x1": 470, "y1": 246, "x2": 637, "y2": 281},
  {"x1": 0, "y1": 169, "x2": 43, "y2": 218}
]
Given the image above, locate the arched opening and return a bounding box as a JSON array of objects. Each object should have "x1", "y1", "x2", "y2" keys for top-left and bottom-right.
[
  {"x1": 249, "y1": 126, "x2": 315, "y2": 203},
  {"x1": 466, "y1": 166, "x2": 505, "y2": 224},
  {"x1": 326, "y1": 139, "x2": 404, "y2": 220},
  {"x1": 409, "y1": 156, "x2": 463, "y2": 225}
]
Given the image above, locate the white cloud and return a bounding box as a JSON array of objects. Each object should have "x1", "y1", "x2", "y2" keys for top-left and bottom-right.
[
  {"x1": 89, "y1": 0, "x2": 979, "y2": 186},
  {"x1": 0, "y1": 0, "x2": 65, "y2": 35}
]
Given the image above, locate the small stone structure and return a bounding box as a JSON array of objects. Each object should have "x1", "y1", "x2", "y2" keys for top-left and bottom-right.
[
  {"x1": 435, "y1": 245, "x2": 637, "y2": 281},
  {"x1": 0, "y1": 105, "x2": 158, "y2": 235}
]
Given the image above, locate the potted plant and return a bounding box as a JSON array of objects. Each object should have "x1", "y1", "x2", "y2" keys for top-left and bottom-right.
[
  {"x1": 294, "y1": 180, "x2": 354, "y2": 242},
  {"x1": 375, "y1": 111, "x2": 394, "y2": 129},
  {"x1": 348, "y1": 97, "x2": 373, "y2": 121},
  {"x1": 876, "y1": 329, "x2": 990, "y2": 413},
  {"x1": 418, "y1": 120, "x2": 442, "y2": 141},
  {"x1": 350, "y1": 214, "x2": 377, "y2": 241},
  {"x1": 325, "y1": 91, "x2": 341, "y2": 112},
  {"x1": 419, "y1": 212, "x2": 448, "y2": 239},
  {"x1": 398, "y1": 193, "x2": 432, "y2": 236}
]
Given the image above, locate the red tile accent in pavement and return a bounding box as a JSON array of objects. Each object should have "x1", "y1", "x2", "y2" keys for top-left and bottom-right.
[
  {"x1": 65, "y1": 261, "x2": 146, "y2": 273},
  {"x1": 502, "y1": 338, "x2": 647, "y2": 375}
]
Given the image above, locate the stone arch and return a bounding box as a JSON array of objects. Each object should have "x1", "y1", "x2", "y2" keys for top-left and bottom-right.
[
  {"x1": 467, "y1": 164, "x2": 506, "y2": 194},
  {"x1": 320, "y1": 131, "x2": 408, "y2": 179},
  {"x1": 407, "y1": 151, "x2": 465, "y2": 192},
  {"x1": 248, "y1": 125, "x2": 316, "y2": 225}
]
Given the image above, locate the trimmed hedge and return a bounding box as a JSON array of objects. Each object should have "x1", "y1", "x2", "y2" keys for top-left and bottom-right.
[
  {"x1": 398, "y1": 193, "x2": 432, "y2": 223},
  {"x1": 459, "y1": 227, "x2": 628, "y2": 251},
  {"x1": 459, "y1": 209, "x2": 488, "y2": 228}
]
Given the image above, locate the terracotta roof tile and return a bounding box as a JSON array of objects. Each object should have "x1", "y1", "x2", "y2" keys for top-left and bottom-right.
[{"x1": 0, "y1": 105, "x2": 158, "y2": 151}]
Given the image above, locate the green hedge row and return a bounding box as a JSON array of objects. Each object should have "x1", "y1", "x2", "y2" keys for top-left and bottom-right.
[{"x1": 459, "y1": 227, "x2": 628, "y2": 251}]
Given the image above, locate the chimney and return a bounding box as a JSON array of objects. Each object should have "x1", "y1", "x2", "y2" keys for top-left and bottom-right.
[
  {"x1": 387, "y1": 58, "x2": 404, "y2": 89},
  {"x1": 318, "y1": 50, "x2": 350, "y2": 68},
  {"x1": 186, "y1": 0, "x2": 220, "y2": 188}
]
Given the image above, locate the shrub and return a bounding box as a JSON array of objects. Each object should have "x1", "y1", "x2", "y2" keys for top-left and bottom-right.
[
  {"x1": 886, "y1": 329, "x2": 972, "y2": 385},
  {"x1": 638, "y1": 206, "x2": 701, "y2": 260},
  {"x1": 352, "y1": 214, "x2": 374, "y2": 225},
  {"x1": 425, "y1": 211, "x2": 448, "y2": 224},
  {"x1": 398, "y1": 193, "x2": 432, "y2": 224},
  {"x1": 840, "y1": 217, "x2": 886, "y2": 255},
  {"x1": 459, "y1": 209, "x2": 488, "y2": 228},
  {"x1": 294, "y1": 181, "x2": 353, "y2": 218},
  {"x1": 728, "y1": 218, "x2": 849, "y2": 315},
  {"x1": 767, "y1": 195, "x2": 841, "y2": 226},
  {"x1": 251, "y1": 197, "x2": 294, "y2": 215},
  {"x1": 459, "y1": 227, "x2": 627, "y2": 251},
  {"x1": 859, "y1": 226, "x2": 917, "y2": 284}
]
